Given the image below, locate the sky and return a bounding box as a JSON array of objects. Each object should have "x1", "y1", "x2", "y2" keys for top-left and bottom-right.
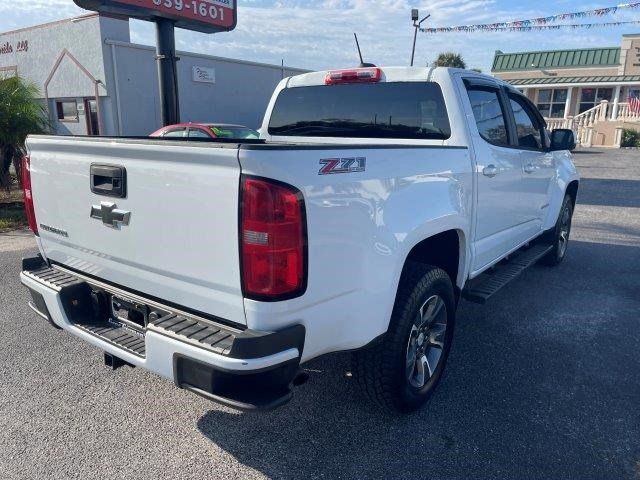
[{"x1": 1, "y1": 0, "x2": 639, "y2": 72}]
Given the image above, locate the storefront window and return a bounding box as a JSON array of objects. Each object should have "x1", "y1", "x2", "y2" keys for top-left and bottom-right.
[
  {"x1": 536, "y1": 89, "x2": 567, "y2": 118},
  {"x1": 626, "y1": 88, "x2": 640, "y2": 100},
  {"x1": 56, "y1": 100, "x2": 78, "y2": 121},
  {"x1": 579, "y1": 88, "x2": 613, "y2": 113}
]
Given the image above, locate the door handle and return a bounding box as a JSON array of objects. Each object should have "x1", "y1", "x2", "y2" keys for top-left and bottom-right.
[
  {"x1": 90, "y1": 164, "x2": 126, "y2": 198},
  {"x1": 482, "y1": 165, "x2": 499, "y2": 178},
  {"x1": 524, "y1": 163, "x2": 536, "y2": 174}
]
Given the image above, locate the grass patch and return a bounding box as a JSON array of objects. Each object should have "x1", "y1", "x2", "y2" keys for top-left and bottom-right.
[
  {"x1": 0, "y1": 203, "x2": 27, "y2": 231},
  {"x1": 0, "y1": 189, "x2": 23, "y2": 204}
]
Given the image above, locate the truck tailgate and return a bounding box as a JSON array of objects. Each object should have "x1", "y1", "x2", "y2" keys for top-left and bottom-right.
[{"x1": 27, "y1": 136, "x2": 246, "y2": 326}]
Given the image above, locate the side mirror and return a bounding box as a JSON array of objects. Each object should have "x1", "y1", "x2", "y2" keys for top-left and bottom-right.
[{"x1": 550, "y1": 129, "x2": 576, "y2": 151}]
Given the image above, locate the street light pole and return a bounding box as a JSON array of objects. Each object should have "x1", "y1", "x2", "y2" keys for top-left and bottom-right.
[{"x1": 410, "y1": 9, "x2": 430, "y2": 67}]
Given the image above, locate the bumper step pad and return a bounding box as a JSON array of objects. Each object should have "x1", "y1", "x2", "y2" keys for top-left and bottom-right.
[
  {"x1": 22, "y1": 264, "x2": 83, "y2": 292},
  {"x1": 148, "y1": 314, "x2": 236, "y2": 356},
  {"x1": 79, "y1": 323, "x2": 146, "y2": 356}
]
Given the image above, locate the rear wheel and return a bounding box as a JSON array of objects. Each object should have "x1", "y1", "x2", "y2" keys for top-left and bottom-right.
[
  {"x1": 541, "y1": 195, "x2": 573, "y2": 266},
  {"x1": 352, "y1": 263, "x2": 455, "y2": 413}
]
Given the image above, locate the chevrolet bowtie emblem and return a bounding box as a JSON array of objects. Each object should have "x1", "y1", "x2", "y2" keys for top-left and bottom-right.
[{"x1": 90, "y1": 202, "x2": 131, "y2": 228}]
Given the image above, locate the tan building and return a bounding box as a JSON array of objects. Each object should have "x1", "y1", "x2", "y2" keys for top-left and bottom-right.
[{"x1": 492, "y1": 34, "x2": 640, "y2": 147}]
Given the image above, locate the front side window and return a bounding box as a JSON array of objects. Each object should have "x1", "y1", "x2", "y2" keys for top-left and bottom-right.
[
  {"x1": 536, "y1": 88, "x2": 567, "y2": 118},
  {"x1": 509, "y1": 95, "x2": 543, "y2": 150},
  {"x1": 466, "y1": 88, "x2": 509, "y2": 146},
  {"x1": 56, "y1": 100, "x2": 78, "y2": 121},
  {"x1": 268, "y1": 82, "x2": 451, "y2": 140}
]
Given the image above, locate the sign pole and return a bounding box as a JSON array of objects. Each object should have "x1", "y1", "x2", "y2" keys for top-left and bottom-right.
[{"x1": 155, "y1": 18, "x2": 180, "y2": 126}]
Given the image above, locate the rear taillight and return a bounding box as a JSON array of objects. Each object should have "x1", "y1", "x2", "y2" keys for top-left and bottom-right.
[
  {"x1": 325, "y1": 67, "x2": 382, "y2": 85},
  {"x1": 21, "y1": 155, "x2": 38, "y2": 235},
  {"x1": 240, "y1": 176, "x2": 307, "y2": 301}
]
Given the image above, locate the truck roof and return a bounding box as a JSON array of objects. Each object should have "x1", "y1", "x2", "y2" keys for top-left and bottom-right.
[{"x1": 284, "y1": 66, "x2": 507, "y2": 88}]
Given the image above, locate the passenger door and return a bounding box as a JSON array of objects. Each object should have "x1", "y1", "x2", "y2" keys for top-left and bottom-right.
[
  {"x1": 505, "y1": 93, "x2": 556, "y2": 233},
  {"x1": 463, "y1": 80, "x2": 531, "y2": 273}
]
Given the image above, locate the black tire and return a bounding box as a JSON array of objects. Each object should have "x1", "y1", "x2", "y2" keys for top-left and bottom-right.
[
  {"x1": 540, "y1": 195, "x2": 573, "y2": 266},
  {"x1": 352, "y1": 263, "x2": 456, "y2": 413}
]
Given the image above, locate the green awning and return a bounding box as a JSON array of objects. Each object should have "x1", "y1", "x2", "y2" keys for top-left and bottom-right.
[
  {"x1": 493, "y1": 47, "x2": 620, "y2": 72},
  {"x1": 507, "y1": 75, "x2": 640, "y2": 86}
]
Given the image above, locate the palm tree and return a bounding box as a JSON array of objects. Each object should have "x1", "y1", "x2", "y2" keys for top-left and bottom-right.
[
  {"x1": 0, "y1": 76, "x2": 50, "y2": 189},
  {"x1": 433, "y1": 52, "x2": 467, "y2": 69}
]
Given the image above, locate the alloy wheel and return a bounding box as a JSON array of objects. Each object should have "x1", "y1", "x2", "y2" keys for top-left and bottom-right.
[{"x1": 405, "y1": 295, "x2": 448, "y2": 389}]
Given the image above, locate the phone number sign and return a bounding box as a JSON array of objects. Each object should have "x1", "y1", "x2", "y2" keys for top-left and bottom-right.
[{"x1": 73, "y1": 0, "x2": 236, "y2": 33}]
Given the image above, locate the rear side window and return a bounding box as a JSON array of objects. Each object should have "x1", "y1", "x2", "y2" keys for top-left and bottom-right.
[
  {"x1": 188, "y1": 128, "x2": 211, "y2": 139},
  {"x1": 466, "y1": 88, "x2": 509, "y2": 146},
  {"x1": 163, "y1": 129, "x2": 186, "y2": 138},
  {"x1": 268, "y1": 82, "x2": 451, "y2": 140}
]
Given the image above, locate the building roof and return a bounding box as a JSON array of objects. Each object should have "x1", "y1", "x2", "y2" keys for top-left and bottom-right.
[
  {"x1": 492, "y1": 47, "x2": 620, "y2": 72},
  {"x1": 507, "y1": 75, "x2": 640, "y2": 86},
  {"x1": 0, "y1": 13, "x2": 101, "y2": 38}
]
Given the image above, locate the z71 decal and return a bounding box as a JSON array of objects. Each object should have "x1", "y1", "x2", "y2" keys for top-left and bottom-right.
[{"x1": 319, "y1": 157, "x2": 366, "y2": 175}]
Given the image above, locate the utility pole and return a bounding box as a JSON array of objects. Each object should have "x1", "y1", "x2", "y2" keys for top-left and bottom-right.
[
  {"x1": 410, "y1": 9, "x2": 430, "y2": 67},
  {"x1": 155, "y1": 18, "x2": 180, "y2": 126}
]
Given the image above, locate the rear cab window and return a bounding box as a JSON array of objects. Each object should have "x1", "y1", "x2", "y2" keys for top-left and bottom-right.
[{"x1": 268, "y1": 82, "x2": 451, "y2": 140}]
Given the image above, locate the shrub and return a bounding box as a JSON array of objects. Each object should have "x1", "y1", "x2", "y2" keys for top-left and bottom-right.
[
  {"x1": 0, "y1": 76, "x2": 50, "y2": 189},
  {"x1": 621, "y1": 128, "x2": 640, "y2": 148}
]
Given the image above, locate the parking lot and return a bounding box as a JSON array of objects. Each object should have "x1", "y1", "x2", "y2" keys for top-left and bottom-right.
[{"x1": 0, "y1": 148, "x2": 638, "y2": 480}]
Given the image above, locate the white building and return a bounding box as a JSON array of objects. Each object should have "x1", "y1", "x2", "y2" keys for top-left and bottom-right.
[
  {"x1": 492, "y1": 34, "x2": 640, "y2": 147},
  {"x1": 0, "y1": 14, "x2": 307, "y2": 136}
]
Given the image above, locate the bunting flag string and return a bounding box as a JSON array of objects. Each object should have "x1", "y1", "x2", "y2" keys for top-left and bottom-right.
[
  {"x1": 421, "y1": 3, "x2": 640, "y2": 33},
  {"x1": 422, "y1": 20, "x2": 640, "y2": 33}
]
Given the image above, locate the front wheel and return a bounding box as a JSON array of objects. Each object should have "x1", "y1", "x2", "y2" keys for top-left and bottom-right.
[
  {"x1": 352, "y1": 264, "x2": 456, "y2": 413},
  {"x1": 540, "y1": 195, "x2": 573, "y2": 266}
]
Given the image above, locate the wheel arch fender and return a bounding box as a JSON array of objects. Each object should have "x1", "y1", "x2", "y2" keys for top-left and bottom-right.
[
  {"x1": 543, "y1": 152, "x2": 580, "y2": 230},
  {"x1": 393, "y1": 220, "x2": 469, "y2": 299}
]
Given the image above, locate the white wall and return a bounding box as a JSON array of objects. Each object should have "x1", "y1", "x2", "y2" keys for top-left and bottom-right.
[{"x1": 111, "y1": 41, "x2": 307, "y2": 135}]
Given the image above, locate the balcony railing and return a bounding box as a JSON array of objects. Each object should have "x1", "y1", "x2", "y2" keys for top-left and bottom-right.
[
  {"x1": 545, "y1": 102, "x2": 607, "y2": 147},
  {"x1": 544, "y1": 100, "x2": 640, "y2": 147},
  {"x1": 616, "y1": 102, "x2": 640, "y2": 122}
]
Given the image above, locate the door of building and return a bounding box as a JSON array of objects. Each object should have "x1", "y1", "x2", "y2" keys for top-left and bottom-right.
[{"x1": 85, "y1": 99, "x2": 100, "y2": 136}]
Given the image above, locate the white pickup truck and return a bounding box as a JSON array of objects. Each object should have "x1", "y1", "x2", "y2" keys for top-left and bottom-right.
[{"x1": 20, "y1": 67, "x2": 579, "y2": 413}]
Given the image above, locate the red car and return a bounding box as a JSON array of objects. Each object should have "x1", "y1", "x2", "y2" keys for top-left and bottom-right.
[{"x1": 150, "y1": 122, "x2": 259, "y2": 139}]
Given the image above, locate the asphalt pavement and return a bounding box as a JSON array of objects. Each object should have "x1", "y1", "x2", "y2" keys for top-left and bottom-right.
[{"x1": 0, "y1": 149, "x2": 639, "y2": 480}]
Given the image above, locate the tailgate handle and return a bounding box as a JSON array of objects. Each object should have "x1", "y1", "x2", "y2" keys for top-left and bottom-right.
[{"x1": 91, "y1": 164, "x2": 126, "y2": 198}]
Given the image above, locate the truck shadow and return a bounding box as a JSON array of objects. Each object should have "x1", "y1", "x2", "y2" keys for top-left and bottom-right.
[{"x1": 196, "y1": 240, "x2": 640, "y2": 480}]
